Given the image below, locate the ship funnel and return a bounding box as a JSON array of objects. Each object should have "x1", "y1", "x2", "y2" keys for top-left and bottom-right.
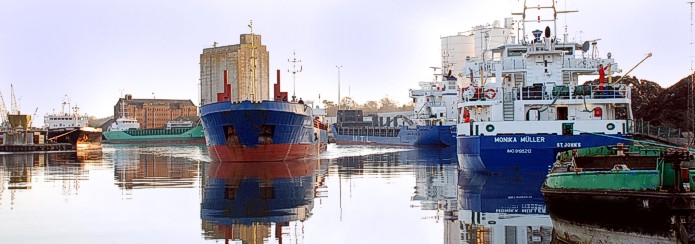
[
  {"x1": 544, "y1": 26, "x2": 551, "y2": 38},
  {"x1": 532, "y1": 29, "x2": 543, "y2": 43}
]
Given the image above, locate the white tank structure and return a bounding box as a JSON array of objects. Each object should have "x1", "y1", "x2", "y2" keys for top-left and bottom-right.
[{"x1": 441, "y1": 18, "x2": 516, "y2": 89}]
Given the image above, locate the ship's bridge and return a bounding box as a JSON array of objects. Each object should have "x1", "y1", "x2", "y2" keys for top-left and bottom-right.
[{"x1": 464, "y1": 41, "x2": 618, "y2": 88}]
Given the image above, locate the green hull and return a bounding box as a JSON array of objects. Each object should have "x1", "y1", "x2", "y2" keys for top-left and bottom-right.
[
  {"x1": 544, "y1": 170, "x2": 661, "y2": 191},
  {"x1": 103, "y1": 125, "x2": 205, "y2": 144},
  {"x1": 546, "y1": 145, "x2": 692, "y2": 191}
]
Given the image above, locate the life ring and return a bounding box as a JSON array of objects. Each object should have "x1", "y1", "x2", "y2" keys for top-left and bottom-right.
[
  {"x1": 484, "y1": 88, "x2": 497, "y2": 99},
  {"x1": 606, "y1": 123, "x2": 615, "y2": 130},
  {"x1": 486, "y1": 124, "x2": 495, "y2": 132}
]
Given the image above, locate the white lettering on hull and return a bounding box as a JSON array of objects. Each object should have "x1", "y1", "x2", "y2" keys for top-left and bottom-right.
[
  {"x1": 506, "y1": 149, "x2": 532, "y2": 154},
  {"x1": 556, "y1": 142, "x2": 582, "y2": 148},
  {"x1": 495, "y1": 137, "x2": 517, "y2": 143},
  {"x1": 494, "y1": 136, "x2": 545, "y2": 143}
]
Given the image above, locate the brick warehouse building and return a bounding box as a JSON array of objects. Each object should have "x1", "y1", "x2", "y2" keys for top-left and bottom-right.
[
  {"x1": 113, "y1": 94, "x2": 198, "y2": 129},
  {"x1": 199, "y1": 33, "x2": 269, "y2": 106}
]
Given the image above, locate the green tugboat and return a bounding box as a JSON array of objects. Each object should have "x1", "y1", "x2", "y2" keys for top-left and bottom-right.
[{"x1": 542, "y1": 144, "x2": 695, "y2": 243}]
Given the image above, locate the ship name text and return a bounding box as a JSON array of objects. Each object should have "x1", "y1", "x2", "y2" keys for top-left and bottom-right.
[
  {"x1": 494, "y1": 136, "x2": 545, "y2": 143},
  {"x1": 556, "y1": 142, "x2": 582, "y2": 148}
]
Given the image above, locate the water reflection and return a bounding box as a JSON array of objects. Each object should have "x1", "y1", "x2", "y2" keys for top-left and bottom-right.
[
  {"x1": 333, "y1": 146, "x2": 457, "y2": 176},
  {"x1": 0, "y1": 151, "x2": 105, "y2": 208},
  {"x1": 333, "y1": 146, "x2": 461, "y2": 243},
  {"x1": 409, "y1": 149, "x2": 460, "y2": 244},
  {"x1": 0, "y1": 144, "x2": 566, "y2": 243},
  {"x1": 200, "y1": 159, "x2": 324, "y2": 243},
  {"x1": 458, "y1": 173, "x2": 552, "y2": 243},
  {"x1": 108, "y1": 145, "x2": 203, "y2": 190}
]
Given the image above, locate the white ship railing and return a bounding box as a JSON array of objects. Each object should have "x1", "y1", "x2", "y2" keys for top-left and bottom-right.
[
  {"x1": 467, "y1": 57, "x2": 615, "y2": 73},
  {"x1": 460, "y1": 84, "x2": 630, "y2": 102}
]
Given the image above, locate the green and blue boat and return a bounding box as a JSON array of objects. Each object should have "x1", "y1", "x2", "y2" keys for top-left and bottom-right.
[
  {"x1": 103, "y1": 118, "x2": 205, "y2": 144},
  {"x1": 542, "y1": 144, "x2": 695, "y2": 243}
]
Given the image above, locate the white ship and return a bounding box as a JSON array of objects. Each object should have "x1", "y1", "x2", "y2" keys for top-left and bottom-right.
[
  {"x1": 456, "y1": 1, "x2": 636, "y2": 174},
  {"x1": 44, "y1": 97, "x2": 102, "y2": 150}
]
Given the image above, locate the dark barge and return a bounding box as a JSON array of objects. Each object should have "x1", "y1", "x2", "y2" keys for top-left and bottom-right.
[{"x1": 542, "y1": 144, "x2": 695, "y2": 243}]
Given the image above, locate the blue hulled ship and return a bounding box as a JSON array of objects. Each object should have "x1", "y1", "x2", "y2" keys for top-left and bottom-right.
[
  {"x1": 331, "y1": 70, "x2": 458, "y2": 147},
  {"x1": 199, "y1": 24, "x2": 327, "y2": 162}
]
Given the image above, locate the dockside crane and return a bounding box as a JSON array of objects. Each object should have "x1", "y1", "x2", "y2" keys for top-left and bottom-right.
[
  {"x1": 28, "y1": 107, "x2": 38, "y2": 128},
  {"x1": 10, "y1": 84, "x2": 19, "y2": 114},
  {"x1": 0, "y1": 90, "x2": 7, "y2": 128}
]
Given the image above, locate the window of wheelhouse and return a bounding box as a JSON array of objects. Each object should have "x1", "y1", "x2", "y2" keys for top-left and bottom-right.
[{"x1": 507, "y1": 49, "x2": 526, "y2": 57}]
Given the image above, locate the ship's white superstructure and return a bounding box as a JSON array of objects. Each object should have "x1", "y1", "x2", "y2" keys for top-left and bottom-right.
[
  {"x1": 456, "y1": 1, "x2": 634, "y2": 173},
  {"x1": 44, "y1": 98, "x2": 89, "y2": 129},
  {"x1": 108, "y1": 118, "x2": 140, "y2": 131},
  {"x1": 409, "y1": 69, "x2": 459, "y2": 127},
  {"x1": 108, "y1": 94, "x2": 141, "y2": 131}
]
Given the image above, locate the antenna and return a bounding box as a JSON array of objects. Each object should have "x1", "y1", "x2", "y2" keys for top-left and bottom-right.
[
  {"x1": 336, "y1": 65, "x2": 342, "y2": 110},
  {"x1": 61, "y1": 95, "x2": 69, "y2": 115},
  {"x1": 288, "y1": 51, "x2": 302, "y2": 102},
  {"x1": 512, "y1": 0, "x2": 576, "y2": 44},
  {"x1": 689, "y1": 1, "x2": 695, "y2": 146}
]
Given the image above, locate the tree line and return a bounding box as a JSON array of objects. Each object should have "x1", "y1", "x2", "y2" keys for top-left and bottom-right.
[{"x1": 321, "y1": 96, "x2": 414, "y2": 117}]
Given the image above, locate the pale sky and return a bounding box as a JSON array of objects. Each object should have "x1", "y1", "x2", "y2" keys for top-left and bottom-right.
[{"x1": 0, "y1": 0, "x2": 689, "y2": 126}]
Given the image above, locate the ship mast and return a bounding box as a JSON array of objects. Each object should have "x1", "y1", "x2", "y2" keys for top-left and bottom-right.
[
  {"x1": 689, "y1": 2, "x2": 695, "y2": 146},
  {"x1": 249, "y1": 20, "x2": 257, "y2": 102},
  {"x1": 288, "y1": 51, "x2": 302, "y2": 102},
  {"x1": 512, "y1": 0, "x2": 576, "y2": 44}
]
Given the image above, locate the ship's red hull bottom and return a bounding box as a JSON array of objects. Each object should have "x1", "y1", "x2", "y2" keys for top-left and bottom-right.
[{"x1": 208, "y1": 143, "x2": 327, "y2": 162}]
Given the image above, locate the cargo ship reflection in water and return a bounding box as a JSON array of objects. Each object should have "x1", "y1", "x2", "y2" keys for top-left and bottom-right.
[
  {"x1": 200, "y1": 160, "x2": 324, "y2": 243},
  {"x1": 110, "y1": 145, "x2": 203, "y2": 191},
  {"x1": 332, "y1": 146, "x2": 463, "y2": 243},
  {"x1": 458, "y1": 173, "x2": 551, "y2": 243}
]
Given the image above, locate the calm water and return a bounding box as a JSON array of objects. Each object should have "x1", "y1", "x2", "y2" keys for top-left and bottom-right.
[{"x1": 0, "y1": 144, "x2": 551, "y2": 244}]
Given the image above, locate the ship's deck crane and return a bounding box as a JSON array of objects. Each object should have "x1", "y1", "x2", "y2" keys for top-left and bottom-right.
[{"x1": 615, "y1": 53, "x2": 653, "y2": 84}]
